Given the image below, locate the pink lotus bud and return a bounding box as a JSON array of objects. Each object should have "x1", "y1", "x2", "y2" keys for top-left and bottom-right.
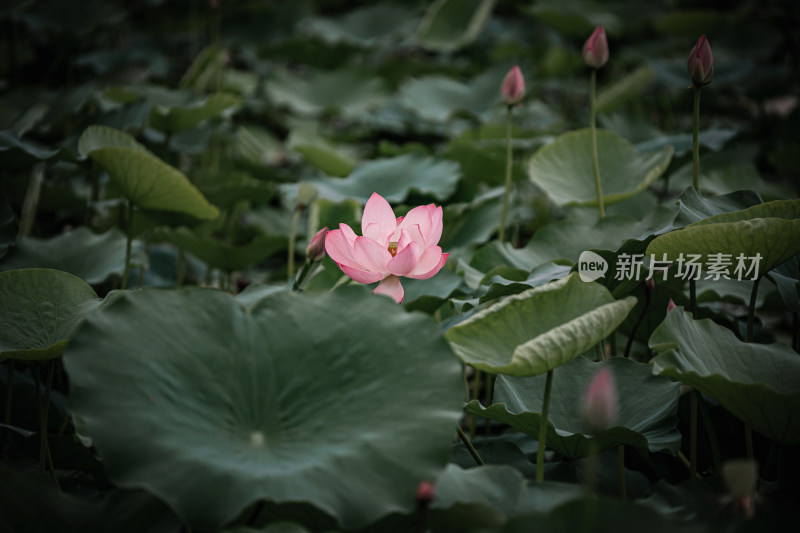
[
  {"x1": 687, "y1": 34, "x2": 713, "y2": 87},
  {"x1": 583, "y1": 26, "x2": 609, "y2": 69},
  {"x1": 500, "y1": 66, "x2": 525, "y2": 106},
  {"x1": 209, "y1": 0, "x2": 218, "y2": 8},
  {"x1": 667, "y1": 299, "x2": 676, "y2": 312},
  {"x1": 581, "y1": 366, "x2": 618, "y2": 434},
  {"x1": 646, "y1": 278, "x2": 655, "y2": 292},
  {"x1": 416, "y1": 480, "x2": 435, "y2": 507},
  {"x1": 306, "y1": 227, "x2": 328, "y2": 262}
]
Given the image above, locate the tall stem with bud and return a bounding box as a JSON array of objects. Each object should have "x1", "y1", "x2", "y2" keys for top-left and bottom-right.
[
  {"x1": 499, "y1": 66, "x2": 525, "y2": 242},
  {"x1": 583, "y1": 26, "x2": 609, "y2": 220}
]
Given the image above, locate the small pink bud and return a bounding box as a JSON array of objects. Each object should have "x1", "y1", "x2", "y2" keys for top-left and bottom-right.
[
  {"x1": 583, "y1": 26, "x2": 609, "y2": 69},
  {"x1": 667, "y1": 299, "x2": 676, "y2": 312},
  {"x1": 209, "y1": 0, "x2": 219, "y2": 8},
  {"x1": 416, "y1": 480, "x2": 435, "y2": 507},
  {"x1": 500, "y1": 66, "x2": 525, "y2": 106},
  {"x1": 306, "y1": 227, "x2": 328, "y2": 262},
  {"x1": 646, "y1": 278, "x2": 655, "y2": 292},
  {"x1": 687, "y1": 34, "x2": 713, "y2": 87},
  {"x1": 582, "y1": 366, "x2": 618, "y2": 434}
]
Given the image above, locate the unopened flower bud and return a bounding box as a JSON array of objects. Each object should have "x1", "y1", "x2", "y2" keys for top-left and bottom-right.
[
  {"x1": 296, "y1": 183, "x2": 318, "y2": 209},
  {"x1": 581, "y1": 366, "x2": 618, "y2": 434},
  {"x1": 667, "y1": 299, "x2": 676, "y2": 312},
  {"x1": 306, "y1": 227, "x2": 328, "y2": 262},
  {"x1": 583, "y1": 26, "x2": 609, "y2": 69},
  {"x1": 687, "y1": 34, "x2": 713, "y2": 87},
  {"x1": 722, "y1": 460, "x2": 757, "y2": 518},
  {"x1": 646, "y1": 278, "x2": 655, "y2": 292},
  {"x1": 416, "y1": 480, "x2": 435, "y2": 507},
  {"x1": 500, "y1": 66, "x2": 525, "y2": 106}
]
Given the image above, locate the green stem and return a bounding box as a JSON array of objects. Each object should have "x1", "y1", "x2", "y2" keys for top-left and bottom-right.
[
  {"x1": 456, "y1": 424, "x2": 484, "y2": 466},
  {"x1": 692, "y1": 87, "x2": 701, "y2": 191},
  {"x1": 697, "y1": 393, "x2": 722, "y2": 474},
  {"x1": 287, "y1": 209, "x2": 301, "y2": 281},
  {"x1": 689, "y1": 279, "x2": 696, "y2": 315},
  {"x1": 293, "y1": 259, "x2": 314, "y2": 290},
  {"x1": 590, "y1": 69, "x2": 605, "y2": 219},
  {"x1": 690, "y1": 390, "x2": 698, "y2": 479},
  {"x1": 624, "y1": 286, "x2": 651, "y2": 358},
  {"x1": 745, "y1": 277, "x2": 760, "y2": 461},
  {"x1": 584, "y1": 437, "x2": 600, "y2": 494},
  {"x1": 746, "y1": 278, "x2": 760, "y2": 343},
  {"x1": 499, "y1": 106, "x2": 513, "y2": 242},
  {"x1": 3, "y1": 361, "x2": 12, "y2": 425},
  {"x1": 536, "y1": 370, "x2": 554, "y2": 482},
  {"x1": 121, "y1": 200, "x2": 133, "y2": 290},
  {"x1": 617, "y1": 445, "x2": 627, "y2": 499},
  {"x1": 38, "y1": 362, "x2": 58, "y2": 485}
]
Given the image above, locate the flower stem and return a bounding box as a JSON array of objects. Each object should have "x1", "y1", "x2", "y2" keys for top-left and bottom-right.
[
  {"x1": 287, "y1": 208, "x2": 301, "y2": 281},
  {"x1": 584, "y1": 437, "x2": 600, "y2": 494},
  {"x1": 456, "y1": 424, "x2": 484, "y2": 466},
  {"x1": 499, "y1": 106, "x2": 513, "y2": 242},
  {"x1": 590, "y1": 69, "x2": 605, "y2": 219},
  {"x1": 121, "y1": 199, "x2": 133, "y2": 290},
  {"x1": 690, "y1": 390, "x2": 698, "y2": 479},
  {"x1": 617, "y1": 445, "x2": 627, "y2": 499},
  {"x1": 692, "y1": 87, "x2": 702, "y2": 191},
  {"x1": 536, "y1": 369, "x2": 554, "y2": 482},
  {"x1": 746, "y1": 278, "x2": 760, "y2": 343},
  {"x1": 697, "y1": 393, "x2": 722, "y2": 473},
  {"x1": 37, "y1": 362, "x2": 58, "y2": 487},
  {"x1": 745, "y1": 277, "x2": 760, "y2": 461}
]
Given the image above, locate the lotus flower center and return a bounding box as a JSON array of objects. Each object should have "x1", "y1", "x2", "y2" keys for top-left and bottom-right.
[
  {"x1": 388, "y1": 241, "x2": 398, "y2": 257},
  {"x1": 249, "y1": 431, "x2": 265, "y2": 447}
]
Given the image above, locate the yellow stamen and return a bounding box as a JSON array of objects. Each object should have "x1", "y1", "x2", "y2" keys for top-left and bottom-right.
[{"x1": 388, "y1": 241, "x2": 398, "y2": 257}]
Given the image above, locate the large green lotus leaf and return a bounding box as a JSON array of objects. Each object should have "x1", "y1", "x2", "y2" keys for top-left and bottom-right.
[
  {"x1": 671, "y1": 187, "x2": 763, "y2": 228},
  {"x1": 301, "y1": 4, "x2": 418, "y2": 46},
  {"x1": 445, "y1": 274, "x2": 636, "y2": 376},
  {"x1": 0, "y1": 227, "x2": 138, "y2": 284},
  {"x1": 524, "y1": 0, "x2": 622, "y2": 36},
  {"x1": 265, "y1": 68, "x2": 387, "y2": 118},
  {"x1": 470, "y1": 207, "x2": 674, "y2": 273},
  {"x1": 88, "y1": 146, "x2": 220, "y2": 220},
  {"x1": 77, "y1": 124, "x2": 148, "y2": 157},
  {"x1": 287, "y1": 128, "x2": 357, "y2": 177},
  {"x1": 149, "y1": 92, "x2": 241, "y2": 133},
  {"x1": 63, "y1": 286, "x2": 464, "y2": 531},
  {"x1": 650, "y1": 308, "x2": 800, "y2": 445},
  {"x1": 152, "y1": 228, "x2": 285, "y2": 272},
  {"x1": 416, "y1": 0, "x2": 495, "y2": 53},
  {"x1": 0, "y1": 269, "x2": 99, "y2": 361},
  {"x1": 466, "y1": 357, "x2": 681, "y2": 458},
  {"x1": 646, "y1": 199, "x2": 800, "y2": 274},
  {"x1": 527, "y1": 129, "x2": 673, "y2": 207},
  {"x1": 285, "y1": 154, "x2": 461, "y2": 204},
  {"x1": 595, "y1": 67, "x2": 655, "y2": 114},
  {"x1": 399, "y1": 68, "x2": 504, "y2": 123}
]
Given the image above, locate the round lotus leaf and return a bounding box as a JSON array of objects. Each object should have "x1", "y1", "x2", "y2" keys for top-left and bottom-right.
[
  {"x1": 650, "y1": 308, "x2": 800, "y2": 445},
  {"x1": 445, "y1": 273, "x2": 636, "y2": 376},
  {"x1": 0, "y1": 268, "x2": 99, "y2": 361},
  {"x1": 466, "y1": 356, "x2": 681, "y2": 458},
  {"x1": 527, "y1": 128, "x2": 673, "y2": 207},
  {"x1": 63, "y1": 286, "x2": 463, "y2": 531},
  {"x1": 78, "y1": 126, "x2": 219, "y2": 220},
  {"x1": 646, "y1": 199, "x2": 800, "y2": 275}
]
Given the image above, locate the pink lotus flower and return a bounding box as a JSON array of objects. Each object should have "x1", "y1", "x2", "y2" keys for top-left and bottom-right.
[
  {"x1": 325, "y1": 193, "x2": 449, "y2": 303},
  {"x1": 688, "y1": 34, "x2": 713, "y2": 87},
  {"x1": 500, "y1": 65, "x2": 525, "y2": 106},
  {"x1": 581, "y1": 366, "x2": 619, "y2": 434},
  {"x1": 583, "y1": 26, "x2": 609, "y2": 69}
]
